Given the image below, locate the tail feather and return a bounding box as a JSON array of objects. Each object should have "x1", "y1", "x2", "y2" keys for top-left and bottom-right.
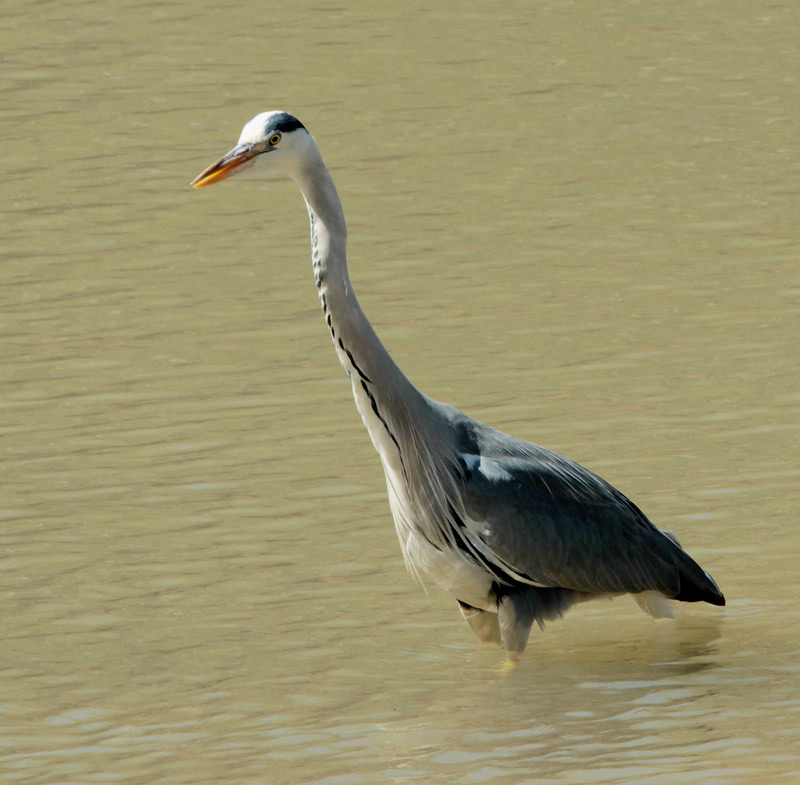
[{"x1": 635, "y1": 590, "x2": 675, "y2": 618}]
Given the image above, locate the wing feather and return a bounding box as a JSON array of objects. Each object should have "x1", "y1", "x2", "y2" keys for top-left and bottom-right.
[{"x1": 444, "y1": 413, "x2": 722, "y2": 604}]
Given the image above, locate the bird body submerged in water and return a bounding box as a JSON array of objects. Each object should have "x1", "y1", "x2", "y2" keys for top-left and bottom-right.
[{"x1": 192, "y1": 111, "x2": 725, "y2": 654}]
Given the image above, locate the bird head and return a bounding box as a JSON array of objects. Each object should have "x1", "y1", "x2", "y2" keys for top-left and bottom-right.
[{"x1": 191, "y1": 111, "x2": 312, "y2": 188}]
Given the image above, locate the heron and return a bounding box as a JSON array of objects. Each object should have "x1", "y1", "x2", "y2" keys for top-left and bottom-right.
[{"x1": 191, "y1": 111, "x2": 725, "y2": 655}]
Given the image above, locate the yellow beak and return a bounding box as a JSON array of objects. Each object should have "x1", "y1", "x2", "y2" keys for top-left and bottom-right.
[{"x1": 191, "y1": 144, "x2": 259, "y2": 188}]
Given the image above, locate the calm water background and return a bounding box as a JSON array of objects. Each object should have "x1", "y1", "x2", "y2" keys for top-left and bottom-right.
[{"x1": 2, "y1": 1, "x2": 798, "y2": 783}]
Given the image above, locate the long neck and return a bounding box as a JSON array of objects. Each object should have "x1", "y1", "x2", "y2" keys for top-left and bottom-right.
[{"x1": 293, "y1": 149, "x2": 430, "y2": 468}]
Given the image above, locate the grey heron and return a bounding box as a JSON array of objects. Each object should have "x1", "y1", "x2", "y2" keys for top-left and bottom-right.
[{"x1": 192, "y1": 111, "x2": 725, "y2": 655}]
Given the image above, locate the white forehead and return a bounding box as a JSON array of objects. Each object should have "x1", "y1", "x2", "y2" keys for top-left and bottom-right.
[{"x1": 238, "y1": 112, "x2": 279, "y2": 144}]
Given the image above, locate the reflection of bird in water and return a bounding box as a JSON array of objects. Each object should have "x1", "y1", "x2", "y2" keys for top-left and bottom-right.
[{"x1": 192, "y1": 111, "x2": 725, "y2": 656}]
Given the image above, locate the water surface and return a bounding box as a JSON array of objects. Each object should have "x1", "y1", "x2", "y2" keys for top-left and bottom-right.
[{"x1": 2, "y1": 1, "x2": 798, "y2": 783}]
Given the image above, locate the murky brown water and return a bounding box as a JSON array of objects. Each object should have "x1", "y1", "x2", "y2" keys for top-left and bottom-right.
[{"x1": 2, "y1": 1, "x2": 798, "y2": 783}]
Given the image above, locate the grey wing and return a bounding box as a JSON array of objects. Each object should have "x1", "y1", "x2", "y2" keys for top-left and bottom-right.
[{"x1": 454, "y1": 427, "x2": 723, "y2": 604}]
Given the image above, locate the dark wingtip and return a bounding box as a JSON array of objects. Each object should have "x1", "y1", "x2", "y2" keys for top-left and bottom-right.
[
  {"x1": 675, "y1": 578, "x2": 725, "y2": 606},
  {"x1": 666, "y1": 537, "x2": 726, "y2": 607},
  {"x1": 700, "y1": 591, "x2": 726, "y2": 607}
]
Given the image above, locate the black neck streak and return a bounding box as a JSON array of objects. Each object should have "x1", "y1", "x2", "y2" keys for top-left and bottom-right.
[{"x1": 309, "y1": 215, "x2": 401, "y2": 467}]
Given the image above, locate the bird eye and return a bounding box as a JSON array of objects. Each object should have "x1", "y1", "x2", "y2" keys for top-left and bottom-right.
[{"x1": 269, "y1": 133, "x2": 281, "y2": 146}]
